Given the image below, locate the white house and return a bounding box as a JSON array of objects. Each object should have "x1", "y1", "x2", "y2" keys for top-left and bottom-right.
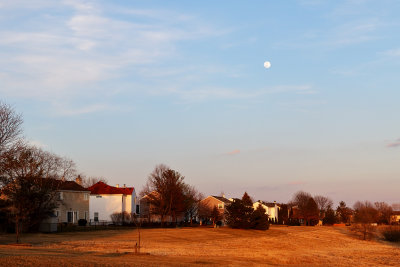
[
  {"x1": 253, "y1": 201, "x2": 279, "y2": 221},
  {"x1": 88, "y1": 182, "x2": 138, "y2": 224}
]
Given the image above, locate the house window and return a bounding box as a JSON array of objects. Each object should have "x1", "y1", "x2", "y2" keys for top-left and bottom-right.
[
  {"x1": 218, "y1": 203, "x2": 223, "y2": 209},
  {"x1": 54, "y1": 210, "x2": 59, "y2": 217},
  {"x1": 84, "y1": 193, "x2": 89, "y2": 200},
  {"x1": 67, "y1": 211, "x2": 73, "y2": 223},
  {"x1": 59, "y1": 192, "x2": 63, "y2": 200},
  {"x1": 94, "y1": 212, "x2": 99, "y2": 222},
  {"x1": 136, "y1": 205, "x2": 140, "y2": 214},
  {"x1": 96, "y1": 195, "x2": 102, "y2": 198},
  {"x1": 67, "y1": 211, "x2": 79, "y2": 223}
]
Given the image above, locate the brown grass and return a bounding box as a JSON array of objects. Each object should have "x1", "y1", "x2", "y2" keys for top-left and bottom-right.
[{"x1": 0, "y1": 226, "x2": 399, "y2": 266}]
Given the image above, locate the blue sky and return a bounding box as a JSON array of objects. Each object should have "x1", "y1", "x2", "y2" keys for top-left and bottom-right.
[{"x1": 1, "y1": 0, "x2": 399, "y2": 206}]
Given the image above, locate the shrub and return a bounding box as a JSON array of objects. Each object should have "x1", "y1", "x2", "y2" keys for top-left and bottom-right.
[
  {"x1": 351, "y1": 223, "x2": 377, "y2": 240},
  {"x1": 78, "y1": 219, "x2": 87, "y2": 226},
  {"x1": 382, "y1": 227, "x2": 400, "y2": 242},
  {"x1": 110, "y1": 212, "x2": 131, "y2": 225}
]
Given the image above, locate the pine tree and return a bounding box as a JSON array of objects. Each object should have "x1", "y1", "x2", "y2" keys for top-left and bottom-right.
[{"x1": 250, "y1": 204, "x2": 269, "y2": 230}]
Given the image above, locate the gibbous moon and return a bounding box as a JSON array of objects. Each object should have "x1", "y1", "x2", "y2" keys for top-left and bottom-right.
[{"x1": 264, "y1": 61, "x2": 271, "y2": 69}]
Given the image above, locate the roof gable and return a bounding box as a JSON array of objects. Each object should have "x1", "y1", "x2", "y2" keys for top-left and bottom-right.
[{"x1": 58, "y1": 180, "x2": 89, "y2": 191}]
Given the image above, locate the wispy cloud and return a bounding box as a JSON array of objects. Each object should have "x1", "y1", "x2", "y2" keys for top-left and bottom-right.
[
  {"x1": 274, "y1": 8, "x2": 383, "y2": 50},
  {"x1": 223, "y1": 147, "x2": 269, "y2": 156},
  {"x1": 226, "y1": 149, "x2": 241, "y2": 155},
  {"x1": 0, "y1": 0, "x2": 225, "y2": 111},
  {"x1": 387, "y1": 138, "x2": 400, "y2": 148},
  {"x1": 50, "y1": 102, "x2": 130, "y2": 116},
  {"x1": 266, "y1": 85, "x2": 316, "y2": 95},
  {"x1": 148, "y1": 83, "x2": 316, "y2": 103},
  {"x1": 381, "y1": 48, "x2": 400, "y2": 57},
  {"x1": 287, "y1": 180, "x2": 307, "y2": 185}
]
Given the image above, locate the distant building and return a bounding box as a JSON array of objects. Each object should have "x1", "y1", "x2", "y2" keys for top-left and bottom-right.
[
  {"x1": 390, "y1": 211, "x2": 400, "y2": 224},
  {"x1": 88, "y1": 182, "x2": 138, "y2": 224},
  {"x1": 199, "y1": 195, "x2": 232, "y2": 225},
  {"x1": 54, "y1": 179, "x2": 91, "y2": 224},
  {"x1": 253, "y1": 201, "x2": 279, "y2": 222}
]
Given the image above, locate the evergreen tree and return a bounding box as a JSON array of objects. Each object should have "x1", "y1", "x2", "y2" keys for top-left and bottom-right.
[
  {"x1": 250, "y1": 204, "x2": 269, "y2": 230},
  {"x1": 323, "y1": 206, "x2": 337, "y2": 225},
  {"x1": 225, "y1": 198, "x2": 245, "y2": 228},
  {"x1": 225, "y1": 192, "x2": 269, "y2": 230},
  {"x1": 241, "y1": 192, "x2": 253, "y2": 229},
  {"x1": 210, "y1": 206, "x2": 221, "y2": 225}
]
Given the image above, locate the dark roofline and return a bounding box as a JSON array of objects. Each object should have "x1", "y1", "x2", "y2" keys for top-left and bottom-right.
[{"x1": 210, "y1": 195, "x2": 231, "y2": 204}]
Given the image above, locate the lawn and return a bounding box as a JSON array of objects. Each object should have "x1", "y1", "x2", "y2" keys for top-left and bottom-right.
[{"x1": 0, "y1": 226, "x2": 399, "y2": 266}]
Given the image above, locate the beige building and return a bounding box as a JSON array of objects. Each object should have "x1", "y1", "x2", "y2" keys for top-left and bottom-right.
[
  {"x1": 253, "y1": 201, "x2": 279, "y2": 222},
  {"x1": 390, "y1": 211, "x2": 400, "y2": 224},
  {"x1": 199, "y1": 195, "x2": 232, "y2": 224},
  {"x1": 54, "y1": 180, "x2": 90, "y2": 224}
]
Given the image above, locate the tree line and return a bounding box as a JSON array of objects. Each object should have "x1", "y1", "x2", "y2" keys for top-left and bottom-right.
[{"x1": 1, "y1": 101, "x2": 399, "y2": 238}]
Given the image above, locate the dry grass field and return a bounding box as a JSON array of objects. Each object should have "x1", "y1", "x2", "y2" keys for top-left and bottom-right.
[{"x1": 0, "y1": 226, "x2": 399, "y2": 266}]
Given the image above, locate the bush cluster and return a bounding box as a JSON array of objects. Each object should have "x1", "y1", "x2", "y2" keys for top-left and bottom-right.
[{"x1": 382, "y1": 227, "x2": 400, "y2": 242}]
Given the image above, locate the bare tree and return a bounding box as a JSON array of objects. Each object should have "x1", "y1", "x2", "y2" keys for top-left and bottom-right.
[
  {"x1": 182, "y1": 184, "x2": 203, "y2": 224},
  {"x1": 141, "y1": 164, "x2": 188, "y2": 226},
  {"x1": 1, "y1": 145, "x2": 76, "y2": 185},
  {"x1": 210, "y1": 206, "x2": 222, "y2": 226},
  {"x1": 314, "y1": 195, "x2": 333, "y2": 220},
  {"x1": 0, "y1": 101, "x2": 23, "y2": 154},
  {"x1": 198, "y1": 201, "x2": 213, "y2": 224},
  {"x1": 374, "y1": 202, "x2": 393, "y2": 225},
  {"x1": 353, "y1": 201, "x2": 379, "y2": 240},
  {"x1": 131, "y1": 214, "x2": 142, "y2": 253},
  {"x1": 392, "y1": 203, "x2": 400, "y2": 211},
  {"x1": 1, "y1": 145, "x2": 78, "y2": 242},
  {"x1": 290, "y1": 191, "x2": 319, "y2": 226},
  {"x1": 80, "y1": 175, "x2": 108, "y2": 188}
]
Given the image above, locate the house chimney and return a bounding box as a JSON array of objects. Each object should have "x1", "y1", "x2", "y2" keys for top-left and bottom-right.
[
  {"x1": 116, "y1": 184, "x2": 119, "y2": 188},
  {"x1": 123, "y1": 184, "x2": 126, "y2": 188},
  {"x1": 75, "y1": 175, "x2": 82, "y2": 185}
]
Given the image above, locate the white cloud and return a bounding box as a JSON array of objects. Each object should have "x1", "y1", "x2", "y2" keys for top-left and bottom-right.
[
  {"x1": 0, "y1": 1, "x2": 225, "y2": 107},
  {"x1": 63, "y1": 0, "x2": 96, "y2": 13},
  {"x1": 267, "y1": 85, "x2": 315, "y2": 94},
  {"x1": 387, "y1": 138, "x2": 400, "y2": 148},
  {"x1": 382, "y1": 48, "x2": 400, "y2": 57},
  {"x1": 51, "y1": 103, "x2": 115, "y2": 116}
]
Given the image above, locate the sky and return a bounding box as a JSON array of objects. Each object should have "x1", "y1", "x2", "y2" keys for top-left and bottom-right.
[{"x1": 1, "y1": 0, "x2": 399, "y2": 207}]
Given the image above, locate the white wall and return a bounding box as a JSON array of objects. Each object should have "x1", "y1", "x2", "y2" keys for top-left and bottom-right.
[
  {"x1": 253, "y1": 202, "x2": 279, "y2": 221},
  {"x1": 89, "y1": 190, "x2": 137, "y2": 222},
  {"x1": 89, "y1": 194, "x2": 124, "y2": 222},
  {"x1": 131, "y1": 190, "x2": 138, "y2": 214}
]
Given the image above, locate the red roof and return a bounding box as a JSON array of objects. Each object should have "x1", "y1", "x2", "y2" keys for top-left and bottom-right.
[{"x1": 88, "y1": 181, "x2": 134, "y2": 195}]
